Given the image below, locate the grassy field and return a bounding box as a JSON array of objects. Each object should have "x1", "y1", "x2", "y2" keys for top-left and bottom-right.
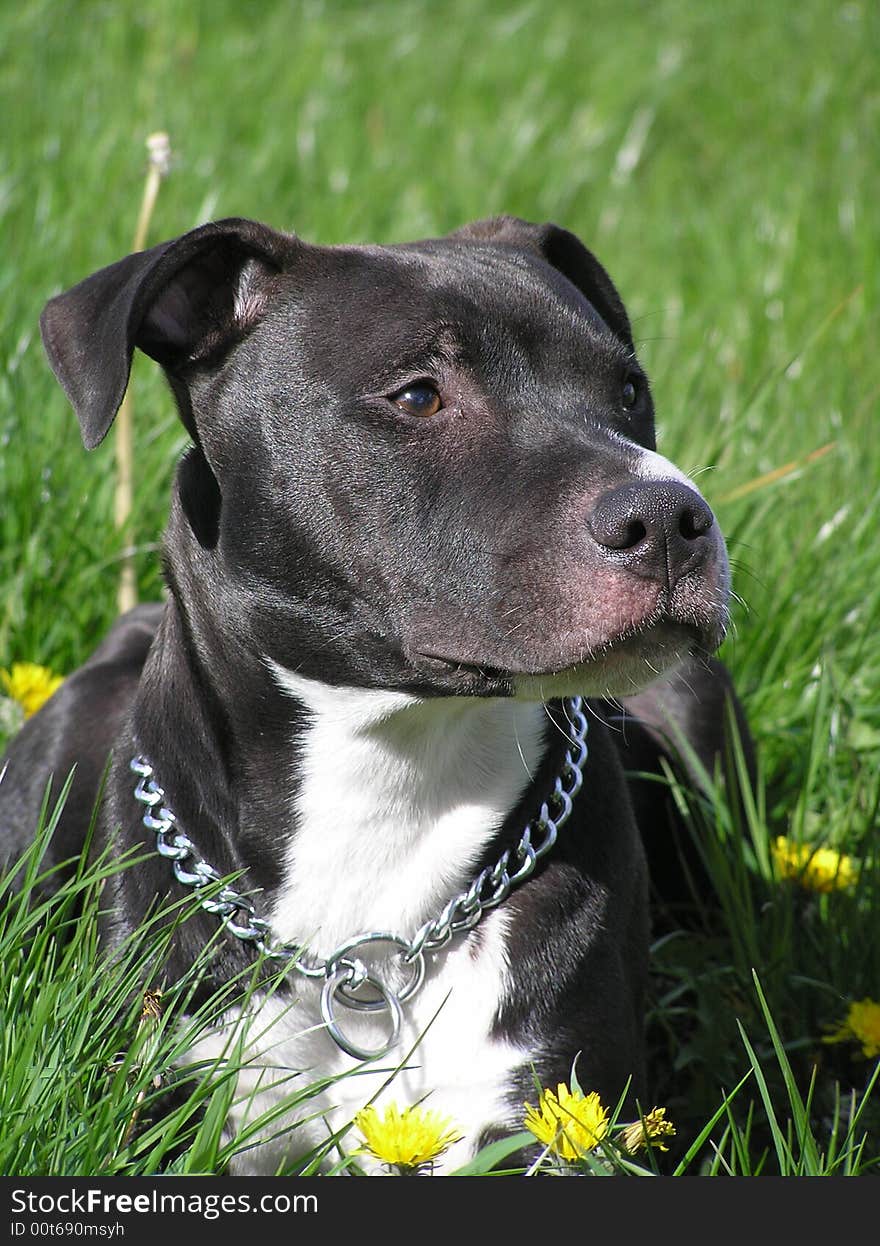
[{"x1": 1, "y1": 0, "x2": 878, "y2": 1176}]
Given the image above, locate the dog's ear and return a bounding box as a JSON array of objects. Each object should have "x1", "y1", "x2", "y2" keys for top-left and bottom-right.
[
  {"x1": 452, "y1": 215, "x2": 634, "y2": 352},
  {"x1": 40, "y1": 217, "x2": 292, "y2": 449}
]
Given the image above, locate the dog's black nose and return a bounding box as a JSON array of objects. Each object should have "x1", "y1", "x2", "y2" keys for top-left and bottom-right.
[{"x1": 588, "y1": 481, "x2": 716, "y2": 580}]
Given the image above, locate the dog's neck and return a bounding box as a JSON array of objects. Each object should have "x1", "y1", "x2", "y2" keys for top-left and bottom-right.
[
  {"x1": 130, "y1": 598, "x2": 554, "y2": 954},
  {"x1": 265, "y1": 664, "x2": 550, "y2": 956}
]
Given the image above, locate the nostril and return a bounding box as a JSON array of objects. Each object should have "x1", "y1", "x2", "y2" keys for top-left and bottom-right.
[
  {"x1": 679, "y1": 503, "x2": 713, "y2": 541},
  {"x1": 620, "y1": 518, "x2": 647, "y2": 549},
  {"x1": 587, "y1": 498, "x2": 649, "y2": 551},
  {"x1": 589, "y1": 506, "x2": 649, "y2": 551}
]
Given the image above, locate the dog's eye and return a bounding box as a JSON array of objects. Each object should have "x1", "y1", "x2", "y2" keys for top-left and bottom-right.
[
  {"x1": 621, "y1": 375, "x2": 640, "y2": 411},
  {"x1": 391, "y1": 382, "x2": 442, "y2": 418}
]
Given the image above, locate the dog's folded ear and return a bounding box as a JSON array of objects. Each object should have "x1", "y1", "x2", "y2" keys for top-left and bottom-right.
[
  {"x1": 39, "y1": 218, "x2": 293, "y2": 449},
  {"x1": 451, "y1": 216, "x2": 634, "y2": 352}
]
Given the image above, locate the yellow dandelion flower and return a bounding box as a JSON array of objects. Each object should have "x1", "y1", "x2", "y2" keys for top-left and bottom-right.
[
  {"x1": 823, "y1": 998, "x2": 880, "y2": 1059},
  {"x1": 523, "y1": 1083, "x2": 609, "y2": 1161},
  {"x1": 354, "y1": 1102, "x2": 462, "y2": 1173},
  {"x1": 620, "y1": 1106, "x2": 677, "y2": 1153},
  {"x1": 0, "y1": 662, "x2": 64, "y2": 719},
  {"x1": 141, "y1": 989, "x2": 163, "y2": 1023},
  {"x1": 771, "y1": 835, "x2": 858, "y2": 893}
]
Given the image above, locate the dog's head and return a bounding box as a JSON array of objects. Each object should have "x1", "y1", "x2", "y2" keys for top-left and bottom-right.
[{"x1": 40, "y1": 215, "x2": 729, "y2": 699}]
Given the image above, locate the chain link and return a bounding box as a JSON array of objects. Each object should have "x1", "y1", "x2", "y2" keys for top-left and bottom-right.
[{"x1": 131, "y1": 695, "x2": 588, "y2": 1060}]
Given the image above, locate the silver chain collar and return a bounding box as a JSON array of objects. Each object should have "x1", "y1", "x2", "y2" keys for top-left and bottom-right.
[{"x1": 130, "y1": 695, "x2": 588, "y2": 1061}]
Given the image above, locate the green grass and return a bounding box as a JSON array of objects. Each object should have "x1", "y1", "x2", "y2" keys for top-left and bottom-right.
[{"x1": 1, "y1": 0, "x2": 878, "y2": 1176}]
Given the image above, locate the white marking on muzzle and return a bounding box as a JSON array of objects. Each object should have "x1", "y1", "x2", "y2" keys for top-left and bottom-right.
[{"x1": 633, "y1": 446, "x2": 699, "y2": 492}]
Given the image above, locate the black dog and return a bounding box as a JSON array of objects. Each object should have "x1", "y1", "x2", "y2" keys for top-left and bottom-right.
[{"x1": 0, "y1": 215, "x2": 746, "y2": 1173}]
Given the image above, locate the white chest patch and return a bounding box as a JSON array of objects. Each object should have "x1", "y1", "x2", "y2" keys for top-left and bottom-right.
[{"x1": 190, "y1": 670, "x2": 549, "y2": 1174}]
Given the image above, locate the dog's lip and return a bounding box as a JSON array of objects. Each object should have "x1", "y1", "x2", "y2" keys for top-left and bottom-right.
[
  {"x1": 410, "y1": 616, "x2": 713, "y2": 683},
  {"x1": 411, "y1": 651, "x2": 514, "y2": 681}
]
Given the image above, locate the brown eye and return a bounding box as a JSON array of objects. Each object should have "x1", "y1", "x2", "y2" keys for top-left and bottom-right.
[
  {"x1": 391, "y1": 382, "x2": 442, "y2": 417},
  {"x1": 621, "y1": 373, "x2": 641, "y2": 411}
]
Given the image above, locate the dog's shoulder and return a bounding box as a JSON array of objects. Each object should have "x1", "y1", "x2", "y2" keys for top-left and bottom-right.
[{"x1": 0, "y1": 604, "x2": 163, "y2": 888}]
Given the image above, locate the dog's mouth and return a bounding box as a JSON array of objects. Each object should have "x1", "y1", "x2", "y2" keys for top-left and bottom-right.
[
  {"x1": 412, "y1": 614, "x2": 718, "y2": 699},
  {"x1": 402, "y1": 542, "x2": 731, "y2": 699}
]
